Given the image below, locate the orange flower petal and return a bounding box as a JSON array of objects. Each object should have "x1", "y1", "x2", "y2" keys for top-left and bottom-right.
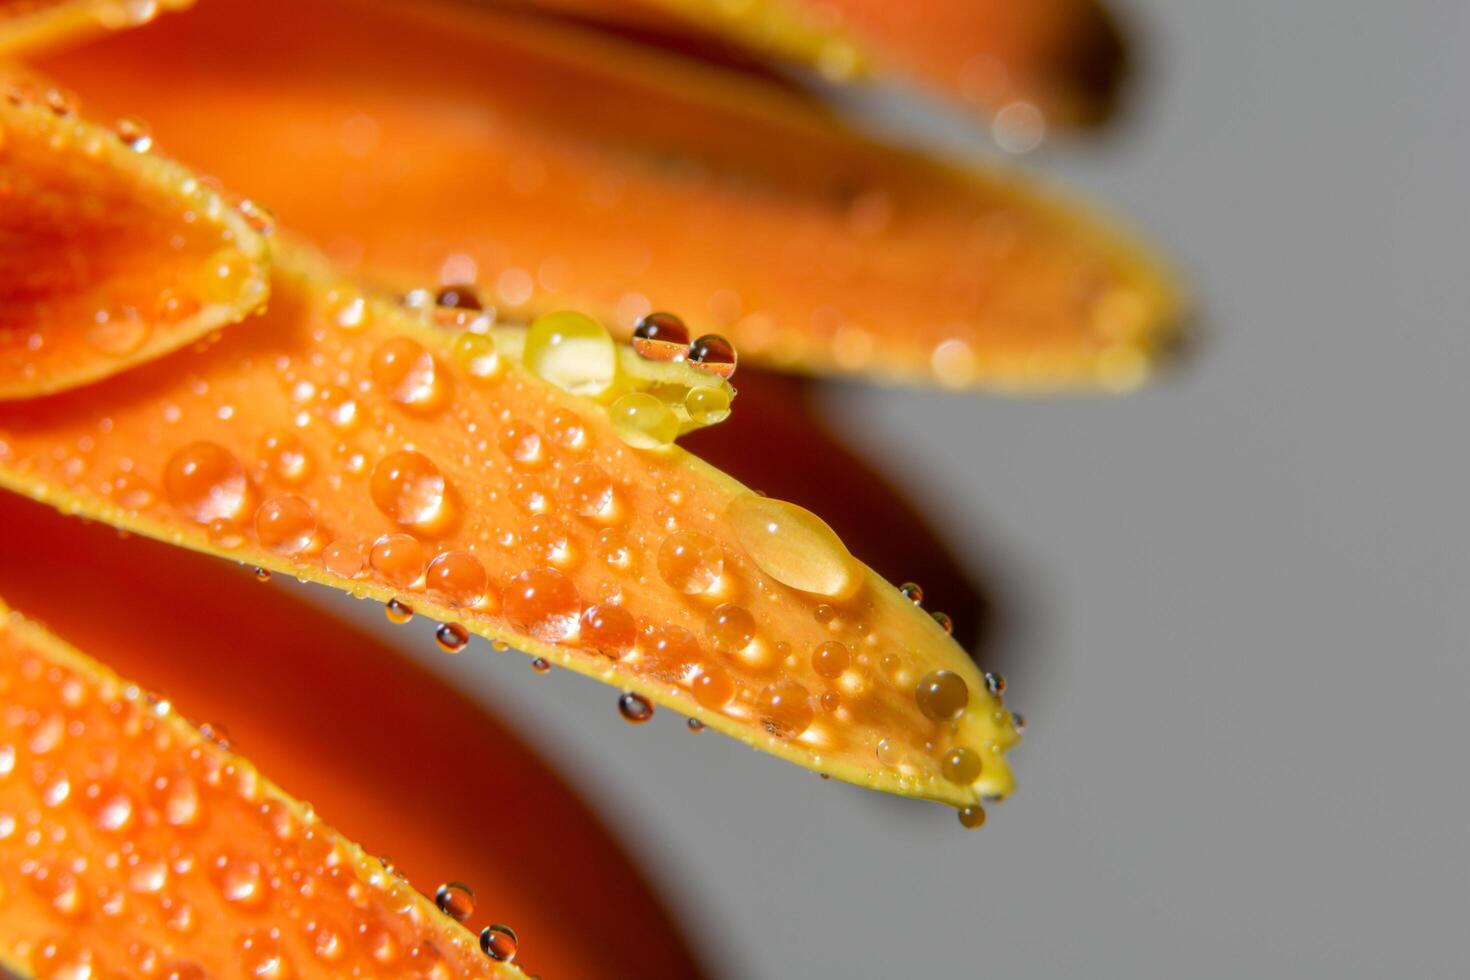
[
  {"x1": 0, "y1": 490, "x2": 706, "y2": 979},
  {"x1": 536, "y1": 0, "x2": 1129, "y2": 126},
  {"x1": 0, "y1": 0, "x2": 192, "y2": 57},
  {"x1": 34, "y1": 0, "x2": 1182, "y2": 391},
  {"x1": 0, "y1": 598, "x2": 527, "y2": 977},
  {"x1": 0, "y1": 94, "x2": 1018, "y2": 810},
  {"x1": 0, "y1": 80, "x2": 267, "y2": 398}
]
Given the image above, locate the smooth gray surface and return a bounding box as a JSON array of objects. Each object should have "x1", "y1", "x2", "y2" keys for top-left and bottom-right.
[{"x1": 309, "y1": 2, "x2": 1470, "y2": 976}]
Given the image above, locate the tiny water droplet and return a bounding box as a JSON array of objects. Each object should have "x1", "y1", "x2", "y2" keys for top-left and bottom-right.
[
  {"x1": 385, "y1": 599, "x2": 413, "y2": 624},
  {"x1": 631, "y1": 311, "x2": 690, "y2": 361},
  {"x1": 252, "y1": 567, "x2": 271, "y2": 582},
  {"x1": 479, "y1": 924, "x2": 519, "y2": 963},
  {"x1": 1011, "y1": 711, "x2": 1026, "y2": 734},
  {"x1": 900, "y1": 582, "x2": 924, "y2": 605},
  {"x1": 686, "y1": 718, "x2": 704, "y2": 733},
  {"x1": 931, "y1": 611, "x2": 955, "y2": 634},
  {"x1": 688, "y1": 334, "x2": 737, "y2": 378},
  {"x1": 618, "y1": 692, "x2": 653, "y2": 724},
  {"x1": 985, "y1": 671, "x2": 1007, "y2": 695},
  {"x1": 237, "y1": 199, "x2": 275, "y2": 235},
  {"x1": 435, "y1": 283, "x2": 482, "y2": 311},
  {"x1": 434, "y1": 881, "x2": 474, "y2": 922},
  {"x1": 115, "y1": 116, "x2": 152, "y2": 152},
  {"x1": 435, "y1": 623, "x2": 469, "y2": 653},
  {"x1": 531, "y1": 657, "x2": 551, "y2": 674}
]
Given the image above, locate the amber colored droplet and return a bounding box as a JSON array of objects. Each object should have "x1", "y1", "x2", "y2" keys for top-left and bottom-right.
[
  {"x1": 257, "y1": 430, "x2": 311, "y2": 485},
  {"x1": 253, "y1": 495, "x2": 316, "y2": 555},
  {"x1": 657, "y1": 530, "x2": 724, "y2": 595},
  {"x1": 941, "y1": 746, "x2": 983, "y2": 785},
  {"x1": 479, "y1": 924, "x2": 519, "y2": 962},
  {"x1": 371, "y1": 337, "x2": 446, "y2": 412},
  {"x1": 640, "y1": 625, "x2": 702, "y2": 683},
  {"x1": 931, "y1": 611, "x2": 955, "y2": 634},
  {"x1": 811, "y1": 640, "x2": 850, "y2": 679},
  {"x1": 631, "y1": 311, "x2": 690, "y2": 360},
  {"x1": 436, "y1": 283, "x2": 482, "y2": 310},
  {"x1": 321, "y1": 539, "x2": 366, "y2": 578},
  {"x1": 531, "y1": 657, "x2": 551, "y2": 674},
  {"x1": 370, "y1": 533, "x2": 427, "y2": 589},
  {"x1": 726, "y1": 494, "x2": 861, "y2": 599},
  {"x1": 915, "y1": 669, "x2": 970, "y2": 721},
  {"x1": 688, "y1": 334, "x2": 738, "y2": 379},
  {"x1": 757, "y1": 680, "x2": 814, "y2": 738},
  {"x1": 618, "y1": 693, "x2": 654, "y2": 724},
  {"x1": 820, "y1": 690, "x2": 840, "y2": 712},
  {"x1": 201, "y1": 247, "x2": 253, "y2": 303},
  {"x1": 985, "y1": 671, "x2": 1007, "y2": 695},
  {"x1": 450, "y1": 332, "x2": 501, "y2": 381},
  {"x1": 565, "y1": 461, "x2": 614, "y2": 518},
  {"x1": 425, "y1": 550, "x2": 487, "y2": 607},
  {"x1": 685, "y1": 385, "x2": 732, "y2": 425},
  {"x1": 958, "y1": 805, "x2": 988, "y2": 830},
  {"x1": 608, "y1": 392, "x2": 679, "y2": 450},
  {"x1": 498, "y1": 422, "x2": 545, "y2": 469},
  {"x1": 115, "y1": 115, "x2": 152, "y2": 151},
  {"x1": 385, "y1": 598, "x2": 413, "y2": 624},
  {"x1": 691, "y1": 663, "x2": 735, "y2": 709},
  {"x1": 581, "y1": 603, "x2": 636, "y2": 660},
  {"x1": 687, "y1": 718, "x2": 705, "y2": 732},
  {"x1": 163, "y1": 442, "x2": 249, "y2": 525},
  {"x1": 504, "y1": 568, "x2": 581, "y2": 643},
  {"x1": 435, "y1": 623, "x2": 469, "y2": 653},
  {"x1": 705, "y1": 603, "x2": 755, "y2": 653},
  {"x1": 252, "y1": 566, "x2": 271, "y2": 581},
  {"x1": 369, "y1": 451, "x2": 451, "y2": 533},
  {"x1": 434, "y1": 881, "x2": 475, "y2": 922},
  {"x1": 900, "y1": 582, "x2": 924, "y2": 604}
]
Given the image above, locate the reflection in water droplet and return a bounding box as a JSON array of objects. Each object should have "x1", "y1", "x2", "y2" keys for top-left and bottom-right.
[
  {"x1": 524, "y1": 311, "x2": 618, "y2": 396},
  {"x1": 479, "y1": 924, "x2": 519, "y2": 963},
  {"x1": 632, "y1": 311, "x2": 690, "y2": 361},
  {"x1": 385, "y1": 598, "x2": 413, "y2": 624},
  {"x1": 435, "y1": 623, "x2": 469, "y2": 653},
  {"x1": 915, "y1": 670, "x2": 970, "y2": 721},
  {"x1": 685, "y1": 386, "x2": 732, "y2": 425},
  {"x1": 370, "y1": 451, "x2": 450, "y2": 533},
  {"x1": 435, "y1": 881, "x2": 475, "y2": 922},
  {"x1": 618, "y1": 692, "x2": 654, "y2": 724},
  {"x1": 688, "y1": 334, "x2": 738, "y2": 378},
  {"x1": 899, "y1": 582, "x2": 924, "y2": 605},
  {"x1": 504, "y1": 568, "x2": 580, "y2": 643},
  {"x1": 958, "y1": 804, "x2": 987, "y2": 829}
]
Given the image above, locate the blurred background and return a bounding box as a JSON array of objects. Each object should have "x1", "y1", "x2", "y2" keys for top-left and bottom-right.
[{"x1": 268, "y1": 0, "x2": 1469, "y2": 976}]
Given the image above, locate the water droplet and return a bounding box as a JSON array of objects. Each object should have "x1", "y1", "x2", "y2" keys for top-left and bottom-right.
[
  {"x1": 657, "y1": 530, "x2": 723, "y2": 595},
  {"x1": 691, "y1": 663, "x2": 734, "y2": 708},
  {"x1": 941, "y1": 747, "x2": 983, "y2": 784},
  {"x1": 688, "y1": 334, "x2": 737, "y2": 378},
  {"x1": 900, "y1": 582, "x2": 924, "y2": 605},
  {"x1": 85, "y1": 307, "x2": 147, "y2": 355},
  {"x1": 254, "y1": 495, "x2": 316, "y2": 555},
  {"x1": 931, "y1": 611, "x2": 954, "y2": 634},
  {"x1": 632, "y1": 311, "x2": 690, "y2": 361},
  {"x1": 425, "y1": 550, "x2": 487, "y2": 607},
  {"x1": 498, "y1": 422, "x2": 546, "y2": 469},
  {"x1": 239, "y1": 927, "x2": 287, "y2": 976},
  {"x1": 687, "y1": 718, "x2": 705, "y2": 732},
  {"x1": 479, "y1": 924, "x2": 519, "y2": 963},
  {"x1": 369, "y1": 451, "x2": 451, "y2": 533},
  {"x1": 581, "y1": 603, "x2": 635, "y2": 659},
  {"x1": 705, "y1": 603, "x2": 754, "y2": 653},
  {"x1": 565, "y1": 461, "x2": 615, "y2": 518},
  {"x1": 684, "y1": 385, "x2": 731, "y2": 425},
  {"x1": 237, "y1": 199, "x2": 276, "y2": 235},
  {"x1": 321, "y1": 539, "x2": 366, "y2": 578},
  {"x1": 371, "y1": 337, "x2": 446, "y2": 413},
  {"x1": 201, "y1": 247, "x2": 253, "y2": 303},
  {"x1": 609, "y1": 392, "x2": 678, "y2": 450},
  {"x1": 44, "y1": 87, "x2": 76, "y2": 116},
  {"x1": 435, "y1": 881, "x2": 475, "y2": 921},
  {"x1": 370, "y1": 533, "x2": 427, "y2": 588},
  {"x1": 640, "y1": 625, "x2": 702, "y2": 683},
  {"x1": 436, "y1": 283, "x2": 482, "y2": 310},
  {"x1": 164, "y1": 442, "x2": 248, "y2": 525},
  {"x1": 531, "y1": 657, "x2": 551, "y2": 674},
  {"x1": 385, "y1": 598, "x2": 413, "y2": 624},
  {"x1": 1011, "y1": 711, "x2": 1026, "y2": 734},
  {"x1": 325, "y1": 286, "x2": 370, "y2": 332},
  {"x1": 451, "y1": 332, "x2": 501, "y2": 381},
  {"x1": 811, "y1": 640, "x2": 850, "y2": 679},
  {"x1": 915, "y1": 670, "x2": 970, "y2": 721},
  {"x1": 985, "y1": 672, "x2": 1007, "y2": 695},
  {"x1": 726, "y1": 494, "x2": 860, "y2": 598},
  {"x1": 257, "y1": 430, "x2": 311, "y2": 485},
  {"x1": 435, "y1": 623, "x2": 469, "y2": 653},
  {"x1": 114, "y1": 115, "x2": 153, "y2": 150},
  {"x1": 524, "y1": 311, "x2": 617, "y2": 396},
  {"x1": 618, "y1": 692, "x2": 653, "y2": 724},
  {"x1": 504, "y1": 568, "x2": 580, "y2": 642},
  {"x1": 252, "y1": 567, "x2": 271, "y2": 582},
  {"x1": 958, "y1": 804, "x2": 987, "y2": 830},
  {"x1": 757, "y1": 680, "x2": 814, "y2": 738}
]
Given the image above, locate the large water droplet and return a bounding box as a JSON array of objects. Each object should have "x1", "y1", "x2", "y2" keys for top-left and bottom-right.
[
  {"x1": 688, "y1": 334, "x2": 738, "y2": 378},
  {"x1": 726, "y1": 494, "x2": 861, "y2": 598},
  {"x1": 657, "y1": 530, "x2": 723, "y2": 595},
  {"x1": 504, "y1": 568, "x2": 580, "y2": 643},
  {"x1": 524, "y1": 311, "x2": 617, "y2": 396},
  {"x1": 425, "y1": 550, "x2": 487, "y2": 607},
  {"x1": 915, "y1": 669, "x2": 970, "y2": 721},
  {"x1": 479, "y1": 924, "x2": 519, "y2": 963},
  {"x1": 435, "y1": 881, "x2": 475, "y2": 921},
  {"x1": 370, "y1": 533, "x2": 426, "y2": 588},
  {"x1": 581, "y1": 603, "x2": 635, "y2": 660},
  {"x1": 632, "y1": 311, "x2": 690, "y2": 361},
  {"x1": 757, "y1": 680, "x2": 814, "y2": 738},
  {"x1": 371, "y1": 337, "x2": 447, "y2": 413},
  {"x1": 254, "y1": 495, "x2": 316, "y2": 555},
  {"x1": 705, "y1": 603, "x2": 754, "y2": 653},
  {"x1": 164, "y1": 442, "x2": 248, "y2": 525},
  {"x1": 811, "y1": 640, "x2": 850, "y2": 679},
  {"x1": 369, "y1": 451, "x2": 451, "y2": 533},
  {"x1": 609, "y1": 392, "x2": 678, "y2": 450}
]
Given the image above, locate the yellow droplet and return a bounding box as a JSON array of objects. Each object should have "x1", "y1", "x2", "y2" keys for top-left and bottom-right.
[
  {"x1": 726, "y1": 494, "x2": 861, "y2": 598},
  {"x1": 451, "y1": 331, "x2": 500, "y2": 381},
  {"x1": 684, "y1": 385, "x2": 731, "y2": 425},
  {"x1": 200, "y1": 247, "x2": 252, "y2": 303},
  {"x1": 609, "y1": 392, "x2": 678, "y2": 450},
  {"x1": 523, "y1": 311, "x2": 617, "y2": 396}
]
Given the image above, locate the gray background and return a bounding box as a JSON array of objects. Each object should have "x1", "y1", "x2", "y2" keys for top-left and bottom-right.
[{"x1": 309, "y1": 2, "x2": 1470, "y2": 976}]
